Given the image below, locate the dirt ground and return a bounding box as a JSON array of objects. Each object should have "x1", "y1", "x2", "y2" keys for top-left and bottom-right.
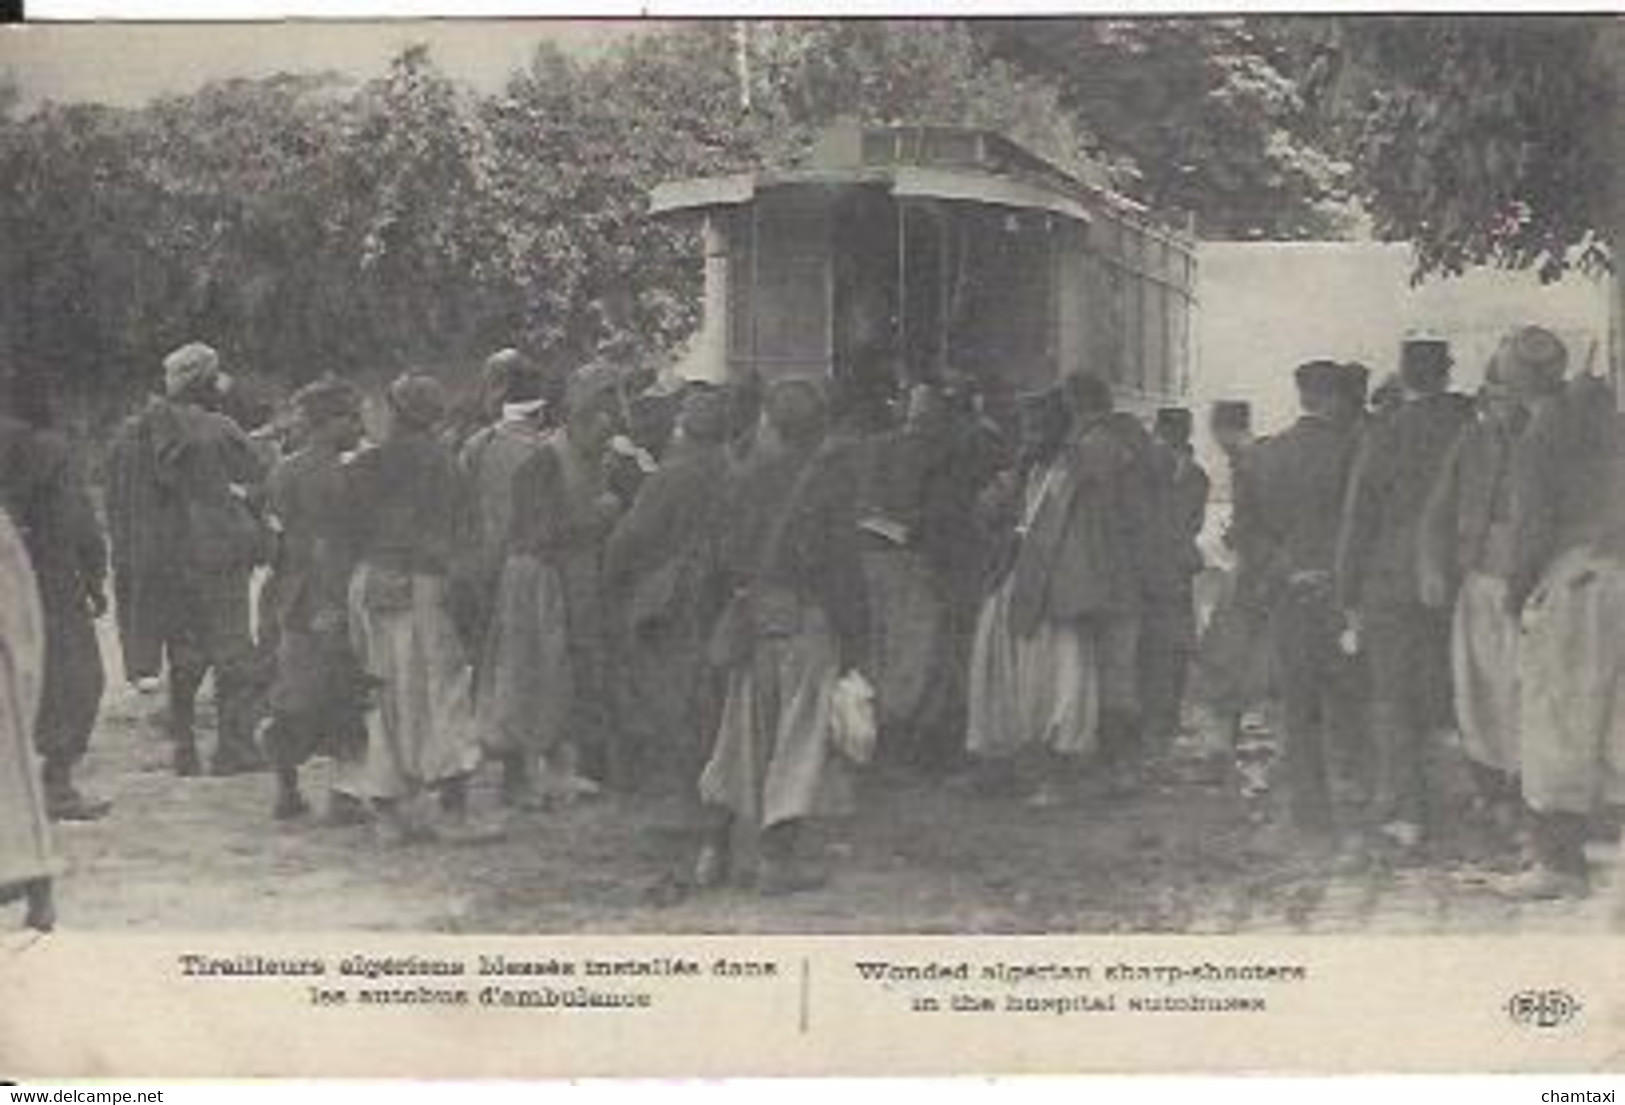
[{"x1": 36, "y1": 658, "x2": 1624, "y2": 936}]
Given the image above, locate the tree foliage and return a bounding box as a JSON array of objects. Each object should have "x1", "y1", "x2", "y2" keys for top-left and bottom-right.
[
  {"x1": 1, "y1": 19, "x2": 1378, "y2": 423},
  {"x1": 981, "y1": 18, "x2": 1356, "y2": 238},
  {"x1": 1320, "y1": 15, "x2": 1621, "y2": 281}
]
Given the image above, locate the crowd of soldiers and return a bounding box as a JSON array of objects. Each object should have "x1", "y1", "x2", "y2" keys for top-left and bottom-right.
[
  {"x1": 1214, "y1": 329, "x2": 1625, "y2": 902},
  {"x1": 2, "y1": 321, "x2": 1624, "y2": 924}
]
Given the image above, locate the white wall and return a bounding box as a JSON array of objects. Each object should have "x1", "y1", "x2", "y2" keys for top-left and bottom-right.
[{"x1": 1194, "y1": 241, "x2": 1613, "y2": 478}]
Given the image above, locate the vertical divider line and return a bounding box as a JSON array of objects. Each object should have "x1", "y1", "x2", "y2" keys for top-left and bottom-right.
[{"x1": 799, "y1": 956, "x2": 811, "y2": 1035}]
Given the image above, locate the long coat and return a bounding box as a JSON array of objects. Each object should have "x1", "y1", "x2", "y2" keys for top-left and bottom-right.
[
  {"x1": 106, "y1": 396, "x2": 266, "y2": 678},
  {"x1": 0, "y1": 505, "x2": 54, "y2": 890},
  {"x1": 1009, "y1": 414, "x2": 1151, "y2": 637},
  {"x1": 0, "y1": 417, "x2": 105, "y2": 765},
  {"x1": 603, "y1": 439, "x2": 732, "y2": 781},
  {"x1": 1335, "y1": 393, "x2": 1474, "y2": 611}
]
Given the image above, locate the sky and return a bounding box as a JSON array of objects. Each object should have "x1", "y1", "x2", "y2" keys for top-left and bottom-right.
[{"x1": 0, "y1": 20, "x2": 652, "y2": 106}]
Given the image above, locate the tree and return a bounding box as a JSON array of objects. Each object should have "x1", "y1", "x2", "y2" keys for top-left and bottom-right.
[
  {"x1": 1322, "y1": 16, "x2": 1619, "y2": 280},
  {"x1": 745, "y1": 20, "x2": 1104, "y2": 184},
  {"x1": 1318, "y1": 15, "x2": 1623, "y2": 383},
  {"x1": 979, "y1": 18, "x2": 1356, "y2": 238}
]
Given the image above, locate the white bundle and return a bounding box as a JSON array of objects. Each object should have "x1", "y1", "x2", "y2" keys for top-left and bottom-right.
[{"x1": 829, "y1": 670, "x2": 878, "y2": 765}]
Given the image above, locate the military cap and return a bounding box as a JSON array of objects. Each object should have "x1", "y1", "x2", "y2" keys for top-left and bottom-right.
[
  {"x1": 1293, "y1": 359, "x2": 1343, "y2": 392},
  {"x1": 1209, "y1": 400, "x2": 1251, "y2": 433}
]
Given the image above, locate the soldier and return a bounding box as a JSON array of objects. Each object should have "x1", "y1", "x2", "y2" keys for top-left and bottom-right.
[
  {"x1": 1335, "y1": 339, "x2": 1474, "y2": 852},
  {"x1": 1250, "y1": 361, "x2": 1367, "y2": 850},
  {"x1": 491, "y1": 365, "x2": 626, "y2": 795},
  {"x1": 0, "y1": 496, "x2": 55, "y2": 931},
  {"x1": 604, "y1": 387, "x2": 734, "y2": 795},
  {"x1": 1498, "y1": 328, "x2": 1625, "y2": 900},
  {"x1": 260, "y1": 378, "x2": 371, "y2": 822},
  {"x1": 335, "y1": 373, "x2": 485, "y2": 844},
  {"x1": 1057, "y1": 376, "x2": 1153, "y2": 795},
  {"x1": 107, "y1": 342, "x2": 271, "y2": 777},
  {"x1": 1, "y1": 372, "x2": 109, "y2": 822},
  {"x1": 1417, "y1": 357, "x2": 1528, "y2": 843},
  {"x1": 1140, "y1": 407, "x2": 1209, "y2": 758},
  {"x1": 1194, "y1": 400, "x2": 1272, "y2": 754},
  {"x1": 462, "y1": 352, "x2": 560, "y2": 807},
  {"x1": 1334, "y1": 362, "x2": 1373, "y2": 428}
]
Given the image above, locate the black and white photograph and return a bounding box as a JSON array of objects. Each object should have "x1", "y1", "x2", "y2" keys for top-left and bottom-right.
[{"x1": 1, "y1": 12, "x2": 1623, "y2": 951}]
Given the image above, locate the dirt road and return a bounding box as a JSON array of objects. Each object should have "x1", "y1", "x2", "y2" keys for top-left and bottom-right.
[{"x1": 38, "y1": 674, "x2": 1621, "y2": 936}]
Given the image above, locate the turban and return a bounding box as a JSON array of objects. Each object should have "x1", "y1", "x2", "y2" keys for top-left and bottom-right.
[
  {"x1": 387, "y1": 372, "x2": 448, "y2": 430},
  {"x1": 292, "y1": 376, "x2": 361, "y2": 425},
  {"x1": 163, "y1": 342, "x2": 220, "y2": 397},
  {"x1": 1498, "y1": 325, "x2": 1568, "y2": 397}
]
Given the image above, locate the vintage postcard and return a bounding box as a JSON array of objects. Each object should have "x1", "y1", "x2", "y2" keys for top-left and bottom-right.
[{"x1": 0, "y1": 11, "x2": 1623, "y2": 1079}]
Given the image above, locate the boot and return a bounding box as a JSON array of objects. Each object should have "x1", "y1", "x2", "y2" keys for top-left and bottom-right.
[
  {"x1": 322, "y1": 791, "x2": 370, "y2": 828},
  {"x1": 1495, "y1": 864, "x2": 1589, "y2": 901},
  {"x1": 434, "y1": 775, "x2": 505, "y2": 845},
  {"x1": 42, "y1": 758, "x2": 110, "y2": 822},
  {"x1": 273, "y1": 766, "x2": 309, "y2": 821},
  {"x1": 23, "y1": 878, "x2": 55, "y2": 932},
  {"x1": 1100, "y1": 709, "x2": 1145, "y2": 798},
  {"x1": 500, "y1": 753, "x2": 548, "y2": 812},
  {"x1": 173, "y1": 741, "x2": 202, "y2": 778},
  {"x1": 757, "y1": 821, "x2": 827, "y2": 897},
  {"x1": 693, "y1": 815, "x2": 733, "y2": 891},
  {"x1": 372, "y1": 799, "x2": 414, "y2": 847},
  {"x1": 169, "y1": 663, "x2": 206, "y2": 778},
  {"x1": 1498, "y1": 811, "x2": 1592, "y2": 900},
  {"x1": 209, "y1": 664, "x2": 268, "y2": 776}
]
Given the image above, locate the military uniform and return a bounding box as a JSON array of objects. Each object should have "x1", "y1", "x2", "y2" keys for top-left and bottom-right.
[
  {"x1": 1336, "y1": 388, "x2": 1473, "y2": 835},
  {"x1": 1140, "y1": 418, "x2": 1210, "y2": 753},
  {"x1": 1250, "y1": 374, "x2": 1365, "y2": 839},
  {"x1": 109, "y1": 346, "x2": 271, "y2": 777},
  {"x1": 0, "y1": 416, "x2": 107, "y2": 821}
]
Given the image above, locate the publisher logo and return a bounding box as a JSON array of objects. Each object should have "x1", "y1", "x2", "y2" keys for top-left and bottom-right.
[{"x1": 1507, "y1": 989, "x2": 1582, "y2": 1030}]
